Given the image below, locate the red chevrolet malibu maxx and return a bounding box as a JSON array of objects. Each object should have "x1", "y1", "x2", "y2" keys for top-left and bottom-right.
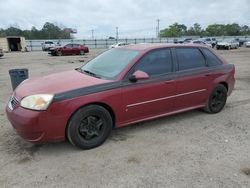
[{"x1": 6, "y1": 44, "x2": 235, "y2": 149}]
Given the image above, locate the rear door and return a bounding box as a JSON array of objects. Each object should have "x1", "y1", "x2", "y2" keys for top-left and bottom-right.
[
  {"x1": 121, "y1": 48, "x2": 176, "y2": 124},
  {"x1": 173, "y1": 47, "x2": 209, "y2": 110}
]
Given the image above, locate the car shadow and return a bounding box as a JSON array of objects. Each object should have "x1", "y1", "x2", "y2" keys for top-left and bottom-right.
[{"x1": 3, "y1": 109, "x2": 205, "y2": 156}]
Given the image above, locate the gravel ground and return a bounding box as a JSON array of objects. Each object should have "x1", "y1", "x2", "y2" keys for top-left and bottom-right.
[{"x1": 0, "y1": 48, "x2": 250, "y2": 188}]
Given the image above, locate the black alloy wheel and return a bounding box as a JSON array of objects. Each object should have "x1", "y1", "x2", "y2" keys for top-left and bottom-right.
[
  {"x1": 80, "y1": 50, "x2": 85, "y2": 55},
  {"x1": 204, "y1": 84, "x2": 228, "y2": 114},
  {"x1": 57, "y1": 51, "x2": 62, "y2": 56},
  {"x1": 67, "y1": 105, "x2": 113, "y2": 149}
]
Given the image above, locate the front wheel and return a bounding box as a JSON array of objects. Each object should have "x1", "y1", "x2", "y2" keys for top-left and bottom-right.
[
  {"x1": 57, "y1": 51, "x2": 62, "y2": 56},
  {"x1": 67, "y1": 105, "x2": 113, "y2": 149},
  {"x1": 80, "y1": 50, "x2": 85, "y2": 55},
  {"x1": 204, "y1": 84, "x2": 228, "y2": 114}
]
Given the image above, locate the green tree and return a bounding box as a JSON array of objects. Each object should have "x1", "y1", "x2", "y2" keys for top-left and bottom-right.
[
  {"x1": 206, "y1": 24, "x2": 226, "y2": 36},
  {"x1": 224, "y1": 23, "x2": 241, "y2": 35},
  {"x1": 160, "y1": 23, "x2": 187, "y2": 37},
  {"x1": 240, "y1": 25, "x2": 250, "y2": 35},
  {"x1": 5, "y1": 27, "x2": 23, "y2": 36}
]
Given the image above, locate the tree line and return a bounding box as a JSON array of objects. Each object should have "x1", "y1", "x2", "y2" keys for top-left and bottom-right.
[
  {"x1": 0, "y1": 22, "x2": 72, "y2": 39},
  {"x1": 160, "y1": 23, "x2": 250, "y2": 37},
  {"x1": 1, "y1": 22, "x2": 249, "y2": 39}
]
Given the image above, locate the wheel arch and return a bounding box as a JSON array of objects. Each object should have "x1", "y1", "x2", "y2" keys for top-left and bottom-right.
[
  {"x1": 219, "y1": 81, "x2": 228, "y2": 91},
  {"x1": 65, "y1": 102, "x2": 116, "y2": 139}
]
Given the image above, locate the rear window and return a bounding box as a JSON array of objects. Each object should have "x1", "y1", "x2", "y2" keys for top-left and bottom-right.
[
  {"x1": 202, "y1": 48, "x2": 222, "y2": 66},
  {"x1": 176, "y1": 48, "x2": 206, "y2": 71}
]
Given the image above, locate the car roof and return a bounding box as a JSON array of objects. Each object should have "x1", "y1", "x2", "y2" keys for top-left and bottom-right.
[{"x1": 122, "y1": 43, "x2": 209, "y2": 51}]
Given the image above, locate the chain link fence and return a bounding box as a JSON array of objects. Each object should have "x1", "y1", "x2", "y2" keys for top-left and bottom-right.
[{"x1": 26, "y1": 36, "x2": 250, "y2": 51}]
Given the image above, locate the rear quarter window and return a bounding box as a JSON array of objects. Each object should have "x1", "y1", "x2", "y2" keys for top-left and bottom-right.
[
  {"x1": 202, "y1": 48, "x2": 223, "y2": 66},
  {"x1": 176, "y1": 48, "x2": 206, "y2": 71}
]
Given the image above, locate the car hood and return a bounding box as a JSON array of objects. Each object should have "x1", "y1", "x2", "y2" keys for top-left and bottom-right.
[
  {"x1": 14, "y1": 70, "x2": 112, "y2": 100},
  {"x1": 217, "y1": 41, "x2": 230, "y2": 45}
]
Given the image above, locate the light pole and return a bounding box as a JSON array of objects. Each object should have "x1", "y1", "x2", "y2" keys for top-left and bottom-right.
[
  {"x1": 116, "y1": 27, "x2": 119, "y2": 42},
  {"x1": 91, "y1": 29, "x2": 94, "y2": 39},
  {"x1": 157, "y1": 19, "x2": 160, "y2": 38}
]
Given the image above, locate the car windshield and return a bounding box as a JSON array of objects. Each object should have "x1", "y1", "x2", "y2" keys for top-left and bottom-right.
[{"x1": 81, "y1": 48, "x2": 140, "y2": 79}]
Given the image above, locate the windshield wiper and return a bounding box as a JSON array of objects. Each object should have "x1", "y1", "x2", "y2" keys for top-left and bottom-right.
[{"x1": 82, "y1": 69, "x2": 101, "y2": 78}]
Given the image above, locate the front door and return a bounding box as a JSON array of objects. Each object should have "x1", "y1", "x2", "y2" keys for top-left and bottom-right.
[{"x1": 121, "y1": 48, "x2": 176, "y2": 124}]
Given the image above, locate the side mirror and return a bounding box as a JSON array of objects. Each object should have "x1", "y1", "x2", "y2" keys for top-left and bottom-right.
[{"x1": 129, "y1": 70, "x2": 149, "y2": 82}]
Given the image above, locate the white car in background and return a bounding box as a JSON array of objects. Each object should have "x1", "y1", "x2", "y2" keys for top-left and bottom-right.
[
  {"x1": 201, "y1": 38, "x2": 217, "y2": 48},
  {"x1": 109, "y1": 42, "x2": 127, "y2": 49},
  {"x1": 245, "y1": 41, "x2": 250, "y2": 48},
  {"x1": 189, "y1": 40, "x2": 212, "y2": 48},
  {"x1": 216, "y1": 39, "x2": 239, "y2": 50},
  {"x1": 41, "y1": 40, "x2": 56, "y2": 51}
]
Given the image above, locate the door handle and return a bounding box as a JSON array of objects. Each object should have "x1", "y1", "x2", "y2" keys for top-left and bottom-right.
[
  {"x1": 205, "y1": 73, "x2": 212, "y2": 77},
  {"x1": 164, "y1": 80, "x2": 174, "y2": 84}
]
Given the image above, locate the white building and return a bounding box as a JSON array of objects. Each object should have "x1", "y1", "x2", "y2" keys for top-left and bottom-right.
[{"x1": 0, "y1": 36, "x2": 27, "y2": 52}]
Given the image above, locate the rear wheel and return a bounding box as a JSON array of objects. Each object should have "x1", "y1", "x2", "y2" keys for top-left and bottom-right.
[
  {"x1": 67, "y1": 105, "x2": 113, "y2": 149},
  {"x1": 204, "y1": 84, "x2": 228, "y2": 114}
]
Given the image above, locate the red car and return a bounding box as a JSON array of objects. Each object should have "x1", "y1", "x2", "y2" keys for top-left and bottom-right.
[
  {"x1": 6, "y1": 44, "x2": 235, "y2": 149},
  {"x1": 49, "y1": 43, "x2": 89, "y2": 56}
]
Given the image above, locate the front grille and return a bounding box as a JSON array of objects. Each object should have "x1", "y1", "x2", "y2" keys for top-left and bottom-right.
[{"x1": 9, "y1": 96, "x2": 19, "y2": 109}]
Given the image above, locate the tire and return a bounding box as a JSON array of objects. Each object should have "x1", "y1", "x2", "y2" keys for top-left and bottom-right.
[
  {"x1": 57, "y1": 51, "x2": 62, "y2": 56},
  {"x1": 204, "y1": 84, "x2": 228, "y2": 114},
  {"x1": 67, "y1": 105, "x2": 113, "y2": 149},
  {"x1": 80, "y1": 50, "x2": 85, "y2": 55}
]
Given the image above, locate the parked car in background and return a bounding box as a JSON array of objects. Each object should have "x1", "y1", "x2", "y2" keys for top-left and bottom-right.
[
  {"x1": 216, "y1": 39, "x2": 239, "y2": 50},
  {"x1": 201, "y1": 38, "x2": 217, "y2": 48},
  {"x1": 235, "y1": 38, "x2": 247, "y2": 47},
  {"x1": 42, "y1": 40, "x2": 56, "y2": 51},
  {"x1": 177, "y1": 38, "x2": 193, "y2": 44},
  {"x1": 6, "y1": 44, "x2": 235, "y2": 149},
  {"x1": 0, "y1": 48, "x2": 3, "y2": 57},
  {"x1": 188, "y1": 40, "x2": 212, "y2": 48},
  {"x1": 245, "y1": 41, "x2": 250, "y2": 48},
  {"x1": 49, "y1": 43, "x2": 89, "y2": 56},
  {"x1": 109, "y1": 42, "x2": 127, "y2": 49}
]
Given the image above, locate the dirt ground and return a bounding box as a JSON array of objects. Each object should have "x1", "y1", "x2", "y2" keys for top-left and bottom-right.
[{"x1": 0, "y1": 48, "x2": 250, "y2": 188}]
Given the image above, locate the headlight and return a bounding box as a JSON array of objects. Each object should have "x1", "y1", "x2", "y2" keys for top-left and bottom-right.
[{"x1": 20, "y1": 94, "x2": 54, "y2": 110}]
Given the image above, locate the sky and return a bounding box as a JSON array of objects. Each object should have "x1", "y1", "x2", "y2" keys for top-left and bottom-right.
[{"x1": 0, "y1": 0, "x2": 249, "y2": 39}]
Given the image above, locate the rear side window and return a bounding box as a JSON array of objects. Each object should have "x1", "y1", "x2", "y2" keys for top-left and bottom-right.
[
  {"x1": 202, "y1": 48, "x2": 223, "y2": 66},
  {"x1": 133, "y1": 49, "x2": 172, "y2": 76},
  {"x1": 176, "y1": 48, "x2": 206, "y2": 71}
]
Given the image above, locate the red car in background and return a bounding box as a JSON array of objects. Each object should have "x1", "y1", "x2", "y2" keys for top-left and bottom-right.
[
  {"x1": 49, "y1": 43, "x2": 89, "y2": 56},
  {"x1": 6, "y1": 44, "x2": 235, "y2": 149}
]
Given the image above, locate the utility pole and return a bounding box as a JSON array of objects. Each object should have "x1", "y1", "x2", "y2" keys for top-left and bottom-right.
[
  {"x1": 91, "y1": 29, "x2": 94, "y2": 39},
  {"x1": 156, "y1": 19, "x2": 160, "y2": 38},
  {"x1": 116, "y1": 27, "x2": 119, "y2": 42}
]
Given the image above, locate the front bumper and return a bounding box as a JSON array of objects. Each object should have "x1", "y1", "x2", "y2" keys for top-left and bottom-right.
[
  {"x1": 48, "y1": 50, "x2": 57, "y2": 55},
  {"x1": 5, "y1": 99, "x2": 66, "y2": 143}
]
